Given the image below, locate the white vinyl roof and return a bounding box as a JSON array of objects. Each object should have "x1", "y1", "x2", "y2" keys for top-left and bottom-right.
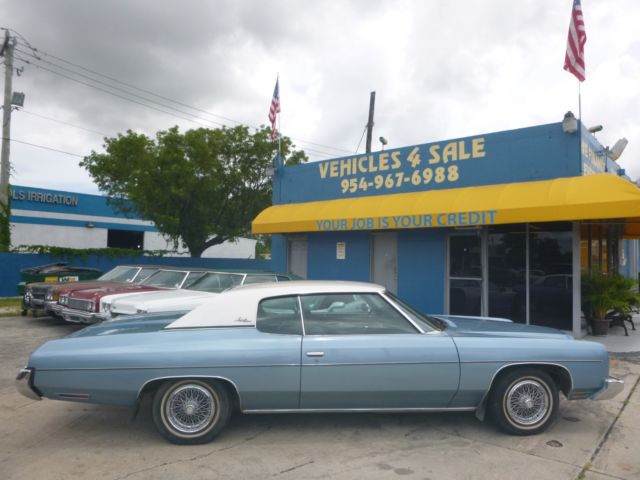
[{"x1": 166, "y1": 280, "x2": 384, "y2": 329}]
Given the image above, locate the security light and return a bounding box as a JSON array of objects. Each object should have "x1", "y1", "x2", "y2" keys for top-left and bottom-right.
[
  {"x1": 588, "y1": 125, "x2": 603, "y2": 133},
  {"x1": 562, "y1": 111, "x2": 578, "y2": 134},
  {"x1": 11, "y1": 92, "x2": 25, "y2": 107},
  {"x1": 379, "y1": 136, "x2": 388, "y2": 146}
]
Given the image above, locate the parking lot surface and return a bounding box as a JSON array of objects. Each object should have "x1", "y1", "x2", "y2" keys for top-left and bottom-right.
[{"x1": 1, "y1": 315, "x2": 639, "y2": 480}]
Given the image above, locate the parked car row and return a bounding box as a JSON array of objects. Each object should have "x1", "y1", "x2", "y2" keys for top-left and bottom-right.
[{"x1": 22, "y1": 264, "x2": 295, "y2": 324}]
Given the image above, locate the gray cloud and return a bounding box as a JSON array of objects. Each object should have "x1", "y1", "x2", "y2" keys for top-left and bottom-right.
[{"x1": 2, "y1": 0, "x2": 639, "y2": 192}]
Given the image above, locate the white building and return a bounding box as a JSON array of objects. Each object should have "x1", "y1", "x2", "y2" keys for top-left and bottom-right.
[{"x1": 9, "y1": 185, "x2": 256, "y2": 258}]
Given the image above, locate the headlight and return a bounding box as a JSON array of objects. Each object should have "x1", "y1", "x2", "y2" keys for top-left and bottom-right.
[
  {"x1": 87, "y1": 301, "x2": 95, "y2": 312},
  {"x1": 103, "y1": 302, "x2": 111, "y2": 312},
  {"x1": 45, "y1": 293, "x2": 53, "y2": 301},
  {"x1": 60, "y1": 296, "x2": 68, "y2": 305}
]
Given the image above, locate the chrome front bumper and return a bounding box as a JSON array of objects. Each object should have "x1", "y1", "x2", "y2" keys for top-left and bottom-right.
[
  {"x1": 16, "y1": 368, "x2": 41, "y2": 401},
  {"x1": 591, "y1": 376, "x2": 625, "y2": 401},
  {"x1": 60, "y1": 307, "x2": 105, "y2": 324}
]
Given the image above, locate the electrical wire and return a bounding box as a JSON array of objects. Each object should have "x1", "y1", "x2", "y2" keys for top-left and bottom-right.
[
  {"x1": 4, "y1": 137, "x2": 85, "y2": 157},
  {"x1": 15, "y1": 53, "x2": 335, "y2": 160},
  {"x1": 18, "y1": 109, "x2": 108, "y2": 136},
  {"x1": 13, "y1": 37, "x2": 352, "y2": 157},
  {"x1": 354, "y1": 126, "x2": 367, "y2": 154}
]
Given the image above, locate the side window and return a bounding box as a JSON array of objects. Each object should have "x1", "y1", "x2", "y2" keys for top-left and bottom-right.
[
  {"x1": 244, "y1": 274, "x2": 278, "y2": 285},
  {"x1": 301, "y1": 293, "x2": 418, "y2": 335},
  {"x1": 256, "y1": 296, "x2": 302, "y2": 335}
]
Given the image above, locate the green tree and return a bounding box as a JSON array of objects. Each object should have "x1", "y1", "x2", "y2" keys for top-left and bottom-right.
[{"x1": 81, "y1": 125, "x2": 306, "y2": 257}]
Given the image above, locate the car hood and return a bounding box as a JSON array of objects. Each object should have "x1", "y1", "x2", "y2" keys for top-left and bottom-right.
[
  {"x1": 69, "y1": 285, "x2": 161, "y2": 301},
  {"x1": 431, "y1": 315, "x2": 572, "y2": 340},
  {"x1": 111, "y1": 289, "x2": 216, "y2": 314}
]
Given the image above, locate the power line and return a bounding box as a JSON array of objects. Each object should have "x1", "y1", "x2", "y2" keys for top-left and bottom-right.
[
  {"x1": 14, "y1": 38, "x2": 352, "y2": 157},
  {"x1": 15, "y1": 49, "x2": 227, "y2": 127},
  {"x1": 15, "y1": 53, "x2": 336, "y2": 159},
  {"x1": 14, "y1": 54, "x2": 216, "y2": 129},
  {"x1": 18, "y1": 109, "x2": 108, "y2": 136},
  {"x1": 4, "y1": 137, "x2": 85, "y2": 157}
]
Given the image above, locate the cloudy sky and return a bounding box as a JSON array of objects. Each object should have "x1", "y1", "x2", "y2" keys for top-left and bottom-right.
[{"x1": 2, "y1": 0, "x2": 639, "y2": 194}]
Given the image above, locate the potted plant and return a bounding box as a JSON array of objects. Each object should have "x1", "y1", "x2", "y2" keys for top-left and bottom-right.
[{"x1": 581, "y1": 270, "x2": 640, "y2": 336}]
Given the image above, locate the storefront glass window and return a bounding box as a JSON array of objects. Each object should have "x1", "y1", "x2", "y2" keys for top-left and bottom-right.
[
  {"x1": 488, "y1": 225, "x2": 526, "y2": 323},
  {"x1": 449, "y1": 235, "x2": 482, "y2": 316},
  {"x1": 529, "y1": 222, "x2": 573, "y2": 330}
]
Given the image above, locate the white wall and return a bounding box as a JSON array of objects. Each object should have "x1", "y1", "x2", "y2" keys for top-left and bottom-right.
[
  {"x1": 143, "y1": 232, "x2": 256, "y2": 258},
  {"x1": 11, "y1": 223, "x2": 107, "y2": 249},
  {"x1": 11, "y1": 223, "x2": 256, "y2": 259}
]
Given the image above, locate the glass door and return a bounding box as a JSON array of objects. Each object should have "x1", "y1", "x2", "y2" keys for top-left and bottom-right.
[{"x1": 448, "y1": 234, "x2": 484, "y2": 316}]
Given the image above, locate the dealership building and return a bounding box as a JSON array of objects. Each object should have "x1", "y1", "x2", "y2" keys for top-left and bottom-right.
[
  {"x1": 253, "y1": 118, "x2": 640, "y2": 337},
  {"x1": 9, "y1": 186, "x2": 256, "y2": 258}
]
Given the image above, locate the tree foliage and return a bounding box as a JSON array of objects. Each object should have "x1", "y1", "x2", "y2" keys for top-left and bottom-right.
[{"x1": 81, "y1": 126, "x2": 306, "y2": 257}]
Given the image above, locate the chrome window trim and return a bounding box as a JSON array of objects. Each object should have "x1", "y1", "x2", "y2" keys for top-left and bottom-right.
[
  {"x1": 297, "y1": 296, "x2": 306, "y2": 336},
  {"x1": 379, "y1": 292, "x2": 427, "y2": 334},
  {"x1": 298, "y1": 291, "x2": 423, "y2": 336}
]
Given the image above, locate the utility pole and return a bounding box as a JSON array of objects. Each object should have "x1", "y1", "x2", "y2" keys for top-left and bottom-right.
[
  {"x1": 365, "y1": 91, "x2": 376, "y2": 154},
  {"x1": 0, "y1": 30, "x2": 15, "y2": 250}
]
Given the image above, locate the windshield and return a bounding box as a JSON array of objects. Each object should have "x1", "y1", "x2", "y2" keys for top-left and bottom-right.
[
  {"x1": 140, "y1": 270, "x2": 188, "y2": 288},
  {"x1": 384, "y1": 292, "x2": 442, "y2": 331},
  {"x1": 135, "y1": 267, "x2": 158, "y2": 283},
  {"x1": 98, "y1": 266, "x2": 140, "y2": 282},
  {"x1": 188, "y1": 272, "x2": 244, "y2": 293}
]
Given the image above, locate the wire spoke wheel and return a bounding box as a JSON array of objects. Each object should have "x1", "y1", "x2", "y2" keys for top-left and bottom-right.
[
  {"x1": 505, "y1": 379, "x2": 550, "y2": 426},
  {"x1": 166, "y1": 384, "x2": 215, "y2": 434},
  {"x1": 489, "y1": 368, "x2": 559, "y2": 435},
  {"x1": 153, "y1": 379, "x2": 231, "y2": 444}
]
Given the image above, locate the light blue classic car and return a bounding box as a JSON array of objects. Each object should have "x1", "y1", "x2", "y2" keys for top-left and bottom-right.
[{"x1": 16, "y1": 281, "x2": 623, "y2": 444}]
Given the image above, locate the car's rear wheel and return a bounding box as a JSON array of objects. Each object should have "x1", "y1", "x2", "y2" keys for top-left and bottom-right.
[
  {"x1": 488, "y1": 368, "x2": 559, "y2": 435},
  {"x1": 152, "y1": 379, "x2": 231, "y2": 444}
]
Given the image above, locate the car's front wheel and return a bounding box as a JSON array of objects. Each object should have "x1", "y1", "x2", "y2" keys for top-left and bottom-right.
[
  {"x1": 152, "y1": 379, "x2": 231, "y2": 444},
  {"x1": 488, "y1": 368, "x2": 559, "y2": 435}
]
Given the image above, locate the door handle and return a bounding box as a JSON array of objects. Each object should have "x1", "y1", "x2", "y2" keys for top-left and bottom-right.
[{"x1": 305, "y1": 351, "x2": 325, "y2": 357}]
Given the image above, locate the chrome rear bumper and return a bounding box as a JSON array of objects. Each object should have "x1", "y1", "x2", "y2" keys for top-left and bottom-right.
[
  {"x1": 591, "y1": 376, "x2": 624, "y2": 401},
  {"x1": 16, "y1": 368, "x2": 41, "y2": 401}
]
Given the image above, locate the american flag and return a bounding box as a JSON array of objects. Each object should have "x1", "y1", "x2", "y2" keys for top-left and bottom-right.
[
  {"x1": 564, "y1": 0, "x2": 587, "y2": 82},
  {"x1": 268, "y1": 78, "x2": 280, "y2": 142}
]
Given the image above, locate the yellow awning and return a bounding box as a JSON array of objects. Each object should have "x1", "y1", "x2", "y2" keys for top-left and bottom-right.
[{"x1": 252, "y1": 174, "x2": 640, "y2": 234}]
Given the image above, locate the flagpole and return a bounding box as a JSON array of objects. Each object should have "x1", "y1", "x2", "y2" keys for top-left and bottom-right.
[
  {"x1": 578, "y1": 80, "x2": 582, "y2": 121},
  {"x1": 277, "y1": 74, "x2": 282, "y2": 160}
]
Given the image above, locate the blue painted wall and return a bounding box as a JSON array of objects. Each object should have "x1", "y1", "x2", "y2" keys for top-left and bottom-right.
[
  {"x1": 307, "y1": 232, "x2": 371, "y2": 281},
  {"x1": 0, "y1": 253, "x2": 273, "y2": 297},
  {"x1": 397, "y1": 229, "x2": 447, "y2": 314},
  {"x1": 274, "y1": 122, "x2": 584, "y2": 204},
  {"x1": 10, "y1": 185, "x2": 140, "y2": 219},
  {"x1": 270, "y1": 235, "x2": 288, "y2": 273}
]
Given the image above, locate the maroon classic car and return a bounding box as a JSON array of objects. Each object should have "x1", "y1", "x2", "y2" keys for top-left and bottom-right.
[
  {"x1": 58, "y1": 268, "x2": 209, "y2": 324},
  {"x1": 29, "y1": 265, "x2": 160, "y2": 318}
]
